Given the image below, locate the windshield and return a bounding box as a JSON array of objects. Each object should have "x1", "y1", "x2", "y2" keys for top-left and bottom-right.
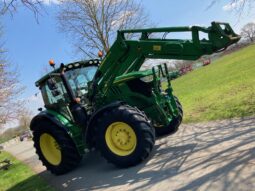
[
  {"x1": 40, "y1": 65, "x2": 97, "y2": 107},
  {"x1": 65, "y1": 66, "x2": 97, "y2": 96}
]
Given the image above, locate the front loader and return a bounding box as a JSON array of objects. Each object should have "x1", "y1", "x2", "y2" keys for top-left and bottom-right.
[{"x1": 30, "y1": 22, "x2": 240, "y2": 175}]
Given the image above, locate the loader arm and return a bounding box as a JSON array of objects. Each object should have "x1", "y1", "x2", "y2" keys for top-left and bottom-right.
[{"x1": 92, "y1": 22, "x2": 240, "y2": 96}]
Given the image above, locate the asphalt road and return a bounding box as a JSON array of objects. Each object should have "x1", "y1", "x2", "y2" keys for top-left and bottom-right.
[{"x1": 5, "y1": 116, "x2": 255, "y2": 191}]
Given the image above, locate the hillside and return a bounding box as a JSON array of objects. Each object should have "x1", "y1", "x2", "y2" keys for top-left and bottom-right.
[{"x1": 172, "y1": 44, "x2": 255, "y2": 123}]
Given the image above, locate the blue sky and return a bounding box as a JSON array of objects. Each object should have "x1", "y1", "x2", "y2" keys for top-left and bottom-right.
[{"x1": 2, "y1": 0, "x2": 255, "y2": 126}]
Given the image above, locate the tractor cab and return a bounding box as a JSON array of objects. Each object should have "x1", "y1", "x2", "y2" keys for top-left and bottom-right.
[{"x1": 36, "y1": 60, "x2": 99, "y2": 110}]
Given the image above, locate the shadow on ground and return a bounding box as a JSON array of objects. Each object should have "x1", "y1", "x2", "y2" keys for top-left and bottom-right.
[
  {"x1": 7, "y1": 117, "x2": 255, "y2": 191},
  {"x1": 6, "y1": 173, "x2": 53, "y2": 191}
]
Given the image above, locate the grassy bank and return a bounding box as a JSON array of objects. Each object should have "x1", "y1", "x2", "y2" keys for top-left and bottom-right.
[
  {"x1": 172, "y1": 44, "x2": 255, "y2": 123},
  {"x1": 0, "y1": 151, "x2": 55, "y2": 191}
]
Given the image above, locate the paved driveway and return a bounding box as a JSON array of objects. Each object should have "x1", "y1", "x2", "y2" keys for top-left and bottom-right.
[{"x1": 5, "y1": 117, "x2": 255, "y2": 191}]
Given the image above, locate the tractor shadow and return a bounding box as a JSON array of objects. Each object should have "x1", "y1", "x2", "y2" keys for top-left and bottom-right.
[
  {"x1": 7, "y1": 116, "x2": 255, "y2": 191},
  {"x1": 35, "y1": 142, "x2": 197, "y2": 191}
]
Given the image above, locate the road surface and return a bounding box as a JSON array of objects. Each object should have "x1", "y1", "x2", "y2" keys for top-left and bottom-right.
[{"x1": 5, "y1": 116, "x2": 255, "y2": 191}]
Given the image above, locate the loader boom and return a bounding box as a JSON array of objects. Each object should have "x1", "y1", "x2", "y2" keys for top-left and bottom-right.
[{"x1": 94, "y1": 22, "x2": 240, "y2": 96}]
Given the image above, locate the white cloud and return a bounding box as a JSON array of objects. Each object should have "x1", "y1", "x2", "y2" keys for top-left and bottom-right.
[
  {"x1": 111, "y1": 11, "x2": 135, "y2": 29},
  {"x1": 222, "y1": 0, "x2": 245, "y2": 11},
  {"x1": 40, "y1": 0, "x2": 61, "y2": 5}
]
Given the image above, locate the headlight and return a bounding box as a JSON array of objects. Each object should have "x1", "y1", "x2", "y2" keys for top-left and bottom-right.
[{"x1": 140, "y1": 75, "x2": 154, "y2": 83}]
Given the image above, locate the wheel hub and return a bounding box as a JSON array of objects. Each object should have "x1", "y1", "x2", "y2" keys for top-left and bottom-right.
[
  {"x1": 39, "y1": 133, "x2": 62, "y2": 166},
  {"x1": 116, "y1": 130, "x2": 130, "y2": 145},
  {"x1": 105, "y1": 122, "x2": 137, "y2": 156}
]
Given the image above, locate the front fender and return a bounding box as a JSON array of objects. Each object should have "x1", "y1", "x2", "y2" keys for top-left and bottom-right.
[{"x1": 30, "y1": 110, "x2": 85, "y2": 155}]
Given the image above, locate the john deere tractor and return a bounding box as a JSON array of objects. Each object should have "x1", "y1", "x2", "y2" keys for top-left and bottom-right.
[{"x1": 30, "y1": 22, "x2": 240, "y2": 175}]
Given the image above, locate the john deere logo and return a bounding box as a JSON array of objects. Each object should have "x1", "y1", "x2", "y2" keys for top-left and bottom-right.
[{"x1": 153, "y1": 45, "x2": 161, "y2": 51}]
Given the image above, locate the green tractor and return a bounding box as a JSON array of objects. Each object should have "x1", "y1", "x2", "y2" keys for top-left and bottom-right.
[{"x1": 30, "y1": 22, "x2": 240, "y2": 175}]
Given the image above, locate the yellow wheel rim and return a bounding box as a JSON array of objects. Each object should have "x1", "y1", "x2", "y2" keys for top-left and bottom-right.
[
  {"x1": 39, "y1": 133, "x2": 62, "y2": 166},
  {"x1": 105, "y1": 122, "x2": 137, "y2": 156}
]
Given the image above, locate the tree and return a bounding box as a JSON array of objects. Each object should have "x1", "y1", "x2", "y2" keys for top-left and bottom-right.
[
  {"x1": 18, "y1": 108, "x2": 32, "y2": 130},
  {"x1": 0, "y1": 63, "x2": 24, "y2": 128},
  {"x1": 57, "y1": 0, "x2": 150, "y2": 58},
  {"x1": 0, "y1": 0, "x2": 43, "y2": 18},
  {"x1": 241, "y1": 22, "x2": 255, "y2": 42},
  {"x1": 0, "y1": 0, "x2": 43, "y2": 130},
  {"x1": 0, "y1": 28, "x2": 24, "y2": 129}
]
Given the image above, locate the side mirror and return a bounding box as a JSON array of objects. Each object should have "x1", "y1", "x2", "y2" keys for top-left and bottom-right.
[
  {"x1": 47, "y1": 78, "x2": 58, "y2": 90},
  {"x1": 47, "y1": 78, "x2": 61, "y2": 97},
  {"x1": 51, "y1": 89, "x2": 61, "y2": 97}
]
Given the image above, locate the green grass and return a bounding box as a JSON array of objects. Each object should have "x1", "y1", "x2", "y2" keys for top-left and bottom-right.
[
  {"x1": 0, "y1": 151, "x2": 55, "y2": 191},
  {"x1": 172, "y1": 44, "x2": 255, "y2": 123}
]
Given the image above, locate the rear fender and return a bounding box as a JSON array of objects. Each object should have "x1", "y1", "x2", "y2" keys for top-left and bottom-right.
[{"x1": 30, "y1": 110, "x2": 85, "y2": 155}]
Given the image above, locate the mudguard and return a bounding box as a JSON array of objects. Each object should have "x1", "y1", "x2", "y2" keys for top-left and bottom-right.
[{"x1": 30, "y1": 110, "x2": 85, "y2": 155}]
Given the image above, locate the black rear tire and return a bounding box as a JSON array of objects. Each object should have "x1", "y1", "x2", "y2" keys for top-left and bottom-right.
[
  {"x1": 95, "y1": 104, "x2": 155, "y2": 168},
  {"x1": 32, "y1": 120, "x2": 82, "y2": 175},
  {"x1": 155, "y1": 96, "x2": 183, "y2": 137}
]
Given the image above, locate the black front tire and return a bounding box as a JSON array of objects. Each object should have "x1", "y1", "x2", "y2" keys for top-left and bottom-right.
[
  {"x1": 155, "y1": 96, "x2": 183, "y2": 137},
  {"x1": 32, "y1": 120, "x2": 82, "y2": 175},
  {"x1": 95, "y1": 104, "x2": 155, "y2": 168}
]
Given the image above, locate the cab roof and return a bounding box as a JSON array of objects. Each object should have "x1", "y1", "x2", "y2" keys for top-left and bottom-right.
[{"x1": 35, "y1": 59, "x2": 100, "y2": 87}]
